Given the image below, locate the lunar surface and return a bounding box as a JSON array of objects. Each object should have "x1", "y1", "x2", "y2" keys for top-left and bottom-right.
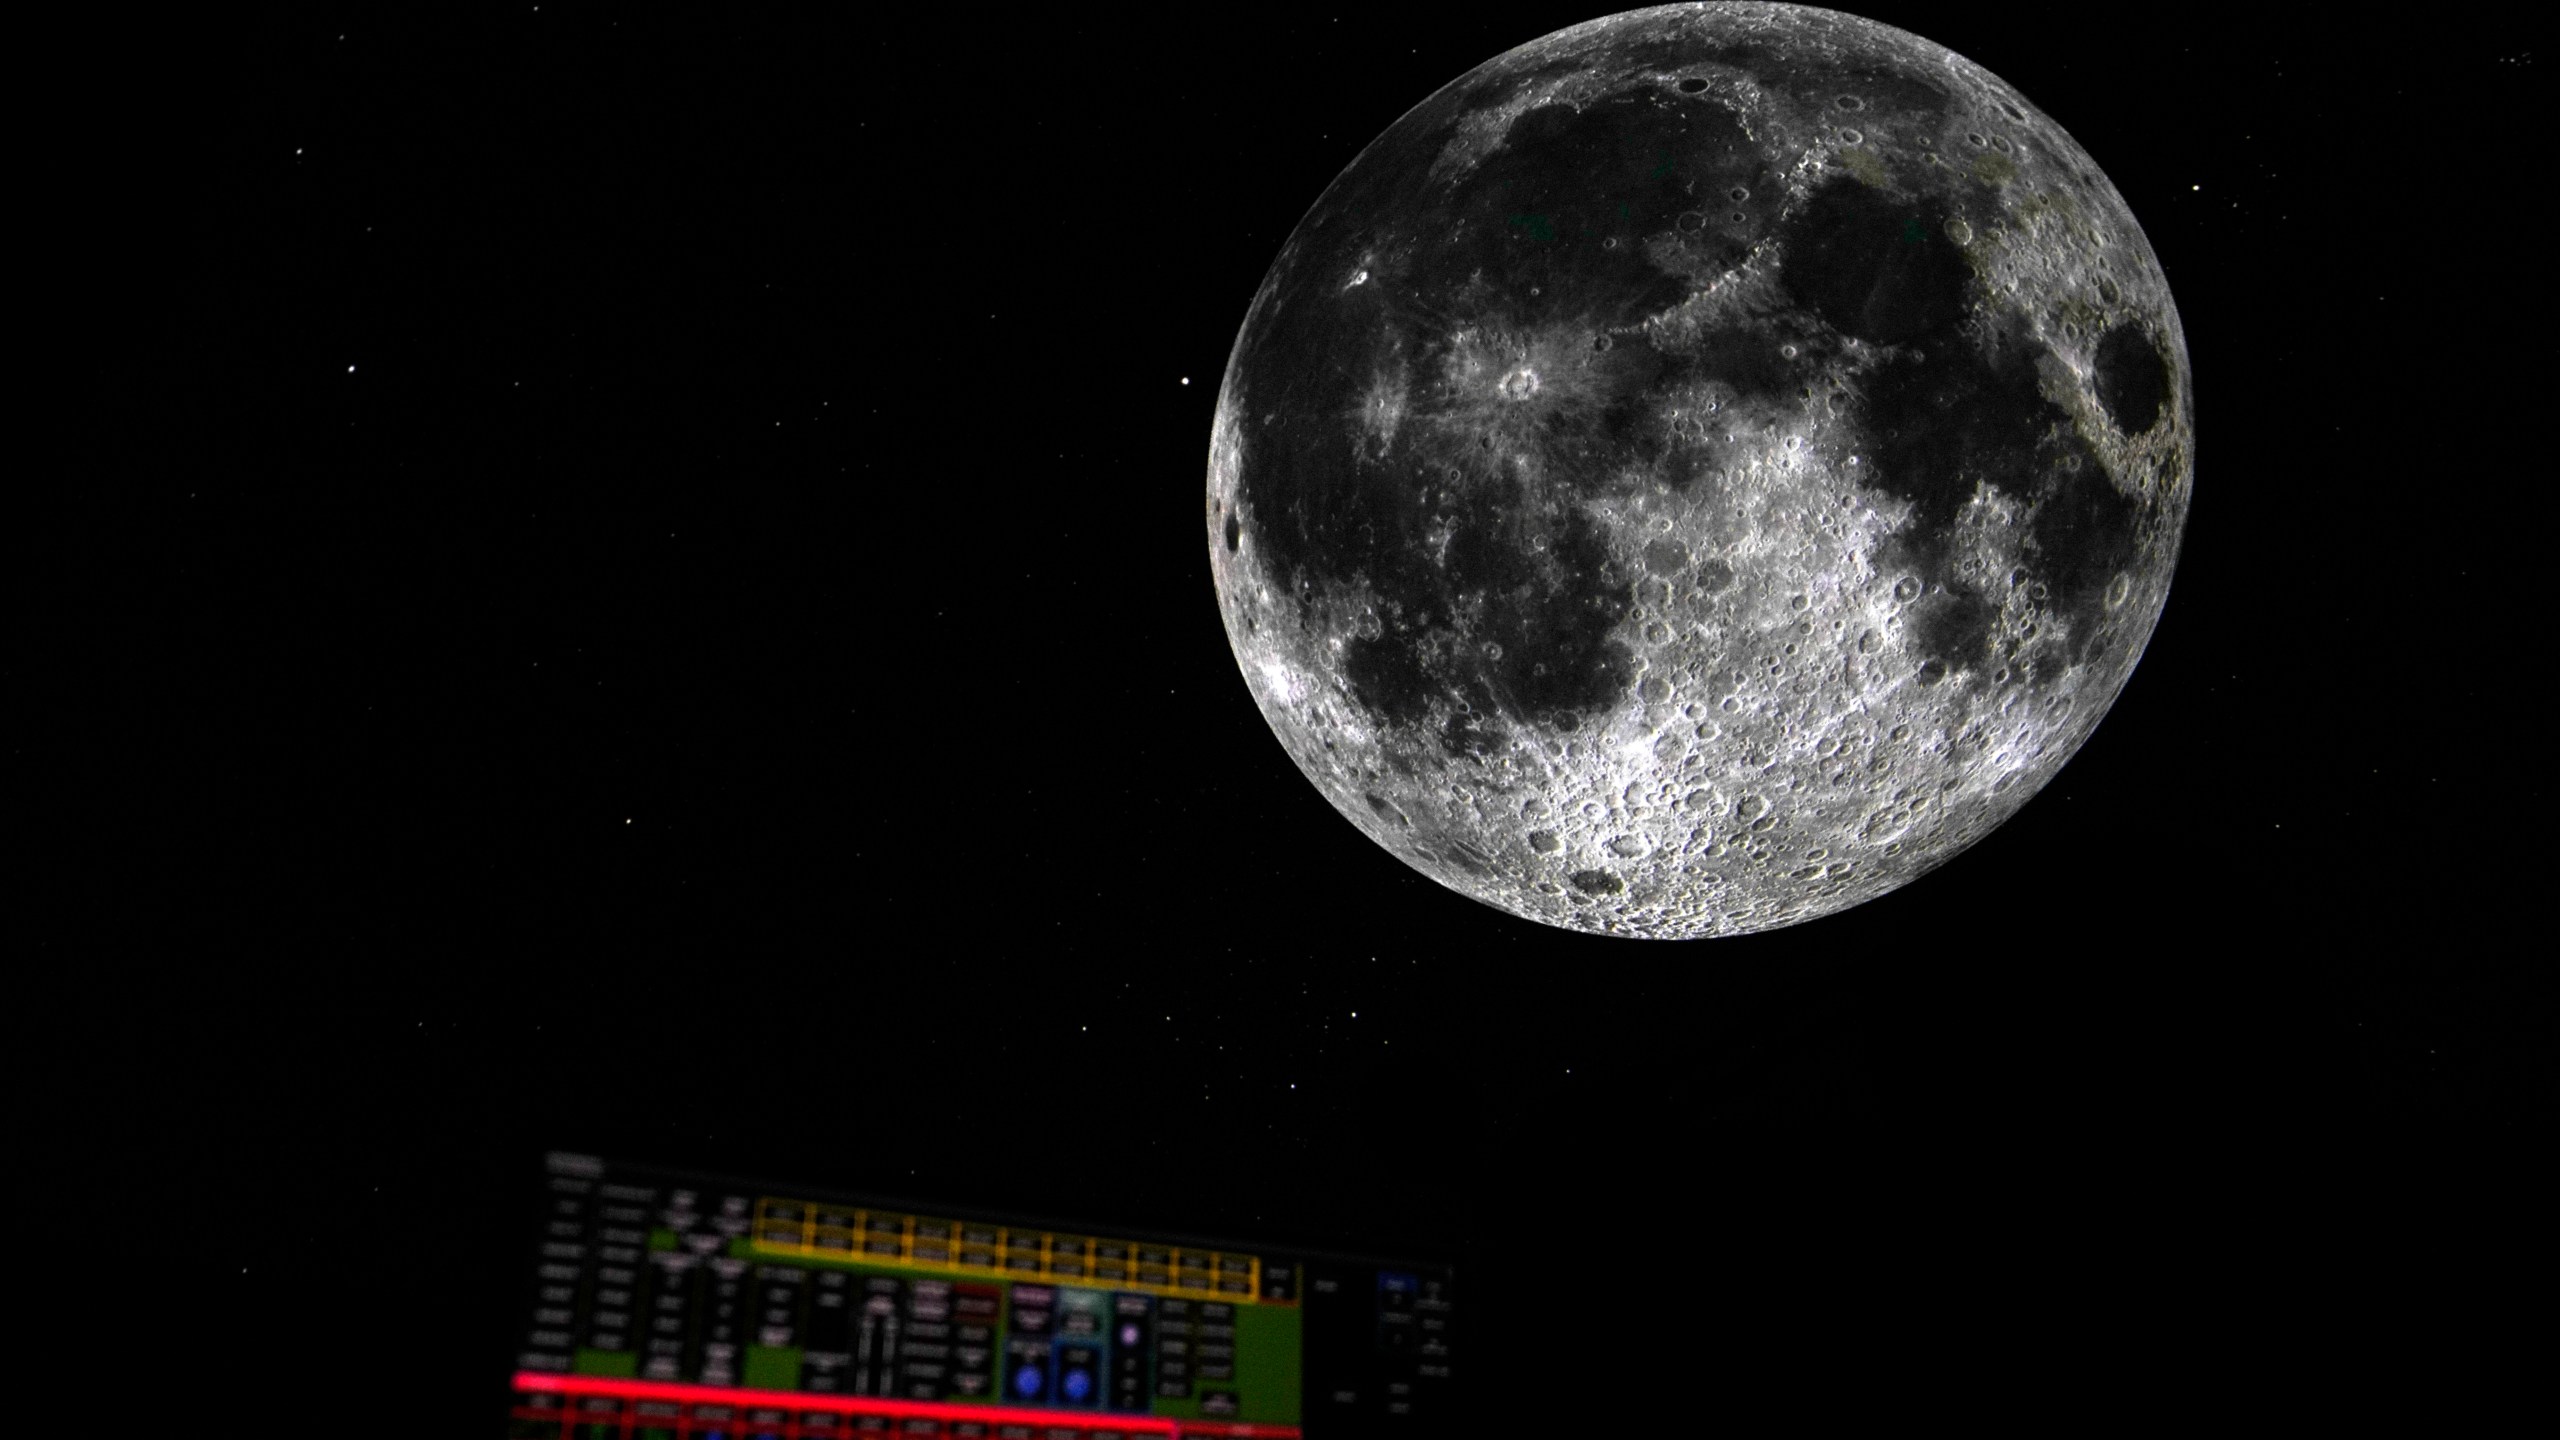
[{"x1": 1206, "y1": 3, "x2": 2191, "y2": 938}]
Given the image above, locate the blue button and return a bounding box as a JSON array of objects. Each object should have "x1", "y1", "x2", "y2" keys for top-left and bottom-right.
[
  {"x1": 1015, "y1": 1366, "x2": 1045, "y2": 1398},
  {"x1": 1062, "y1": 1368, "x2": 1092, "y2": 1402}
]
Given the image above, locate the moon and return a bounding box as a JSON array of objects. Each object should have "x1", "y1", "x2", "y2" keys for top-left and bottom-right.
[{"x1": 1206, "y1": 3, "x2": 2191, "y2": 939}]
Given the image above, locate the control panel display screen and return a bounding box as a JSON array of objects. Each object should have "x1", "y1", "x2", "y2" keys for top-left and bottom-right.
[{"x1": 510, "y1": 1153, "x2": 1454, "y2": 1437}]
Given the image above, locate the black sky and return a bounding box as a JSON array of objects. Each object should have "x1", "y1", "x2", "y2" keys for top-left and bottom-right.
[{"x1": 24, "y1": 4, "x2": 2542, "y2": 1430}]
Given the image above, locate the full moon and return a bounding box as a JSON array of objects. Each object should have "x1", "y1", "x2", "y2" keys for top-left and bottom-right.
[{"x1": 1207, "y1": 3, "x2": 2191, "y2": 938}]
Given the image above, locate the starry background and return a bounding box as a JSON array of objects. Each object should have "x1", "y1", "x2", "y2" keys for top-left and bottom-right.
[{"x1": 25, "y1": 3, "x2": 2541, "y2": 1430}]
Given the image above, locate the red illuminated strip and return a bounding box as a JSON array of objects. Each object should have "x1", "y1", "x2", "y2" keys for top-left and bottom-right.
[{"x1": 511, "y1": 1371, "x2": 1304, "y2": 1439}]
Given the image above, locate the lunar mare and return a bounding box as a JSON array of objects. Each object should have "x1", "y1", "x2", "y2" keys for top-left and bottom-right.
[{"x1": 1207, "y1": 3, "x2": 2191, "y2": 938}]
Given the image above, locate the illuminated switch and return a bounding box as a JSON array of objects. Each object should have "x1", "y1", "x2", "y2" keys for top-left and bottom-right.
[
  {"x1": 1259, "y1": 1260, "x2": 1298, "y2": 1303},
  {"x1": 1378, "y1": 1310, "x2": 1417, "y2": 1356},
  {"x1": 1109, "y1": 1292, "x2": 1154, "y2": 1413},
  {"x1": 853, "y1": 1276, "x2": 904, "y2": 1395},
  {"x1": 754, "y1": 1266, "x2": 807, "y2": 1348},
  {"x1": 864, "y1": 1215, "x2": 910, "y2": 1257},
  {"x1": 1196, "y1": 1300, "x2": 1237, "y2": 1381},
  {"x1": 908, "y1": 1280, "x2": 952, "y2": 1325},
  {"x1": 897, "y1": 1275, "x2": 954, "y2": 1401},
  {"x1": 1008, "y1": 1285, "x2": 1056, "y2": 1334},
  {"x1": 1154, "y1": 1293, "x2": 1194, "y2": 1398},
  {"x1": 1055, "y1": 1288, "x2": 1105, "y2": 1340},
  {"x1": 572, "y1": 1395, "x2": 625, "y2": 1438},
  {"x1": 1006, "y1": 1342, "x2": 1051, "y2": 1403},
  {"x1": 801, "y1": 1270, "x2": 854, "y2": 1392},
  {"x1": 1005, "y1": 1284, "x2": 1057, "y2": 1402},
  {"x1": 953, "y1": 1286, "x2": 1000, "y2": 1323},
  {"x1": 1055, "y1": 1343, "x2": 1102, "y2": 1408},
  {"x1": 913, "y1": 1219, "x2": 954, "y2": 1263}
]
